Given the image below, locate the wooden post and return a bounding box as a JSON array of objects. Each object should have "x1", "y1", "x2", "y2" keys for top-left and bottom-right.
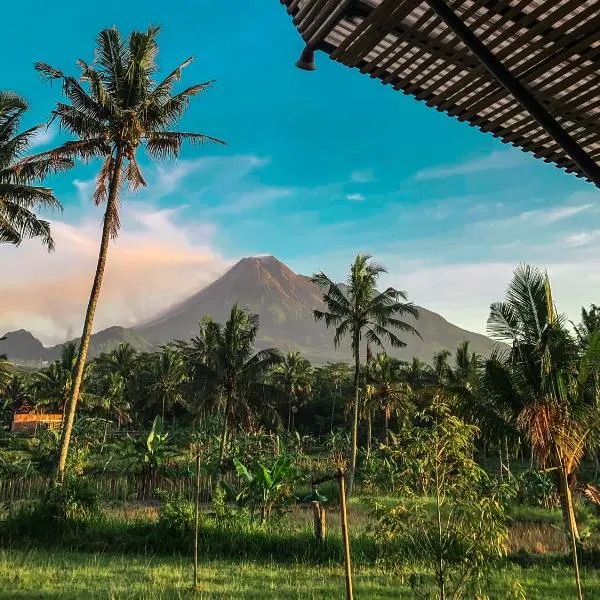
[
  {"x1": 338, "y1": 468, "x2": 354, "y2": 600},
  {"x1": 193, "y1": 448, "x2": 201, "y2": 591},
  {"x1": 313, "y1": 502, "x2": 327, "y2": 543}
]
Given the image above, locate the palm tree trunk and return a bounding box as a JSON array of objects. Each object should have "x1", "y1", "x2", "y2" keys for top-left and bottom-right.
[
  {"x1": 56, "y1": 150, "x2": 124, "y2": 482},
  {"x1": 384, "y1": 409, "x2": 389, "y2": 445},
  {"x1": 559, "y1": 467, "x2": 583, "y2": 600},
  {"x1": 366, "y1": 411, "x2": 372, "y2": 459},
  {"x1": 347, "y1": 339, "x2": 360, "y2": 498},
  {"x1": 558, "y1": 467, "x2": 580, "y2": 542}
]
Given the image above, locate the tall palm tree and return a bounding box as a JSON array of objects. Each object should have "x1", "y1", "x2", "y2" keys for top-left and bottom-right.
[
  {"x1": 270, "y1": 351, "x2": 312, "y2": 432},
  {"x1": 483, "y1": 265, "x2": 600, "y2": 600},
  {"x1": 196, "y1": 305, "x2": 282, "y2": 479},
  {"x1": 34, "y1": 26, "x2": 224, "y2": 480},
  {"x1": 312, "y1": 254, "x2": 420, "y2": 495},
  {"x1": 0, "y1": 92, "x2": 69, "y2": 249}
]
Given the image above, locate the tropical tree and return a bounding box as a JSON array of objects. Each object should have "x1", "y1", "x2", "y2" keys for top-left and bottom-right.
[
  {"x1": 573, "y1": 304, "x2": 600, "y2": 350},
  {"x1": 32, "y1": 343, "x2": 94, "y2": 413},
  {"x1": 270, "y1": 351, "x2": 312, "y2": 432},
  {"x1": 312, "y1": 254, "x2": 420, "y2": 495},
  {"x1": 148, "y1": 346, "x2": 188, "y2": 422},
  {"x1": 0, "y1": 373, "x2": 31, "y2": 427},
  {"x1": 194, "y1": 305, "x2": 282, "y2": 479},
  {"x1": 314, "y1": 361, "x2": 352, "y2": 433},
  {"x1": 368, "y1": 352, "x2": 411, "y2": 444},
  {"x1": 92, "y1": 343, "x2": 138, "y2": 426},
  {"x1": 33, "y1": 26, "x2": 224, "y2": 480},
  {"x1": 0, "y1": 92, "x2": 69, "y2": 249},
  {"x1": 482, "y1": 265, "x2": 600, "y2": 599}
]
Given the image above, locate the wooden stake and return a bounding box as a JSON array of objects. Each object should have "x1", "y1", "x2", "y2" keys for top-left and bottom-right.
[
  {"x1": 193, "y1": 448, "x2": 201, "y2": 591},
  {"x1": 338, "y1": 468, "x2": 354, "y2": 600}
]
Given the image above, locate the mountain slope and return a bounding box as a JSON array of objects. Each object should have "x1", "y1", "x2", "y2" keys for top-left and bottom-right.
[
  {"x1": 0, "y1": 327, "x2": 151, "y2": 366},
  {"x1": 137, "y1": 255, "x2": 500, "y2": 363},
  {"x1": 2, "y1": 255, "x2": 502, "y2": 365}
]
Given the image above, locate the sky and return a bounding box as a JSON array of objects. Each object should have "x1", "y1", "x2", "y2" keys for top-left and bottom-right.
[{"x1": 1, "y1": 1, "x2": 599, "y2": 345}]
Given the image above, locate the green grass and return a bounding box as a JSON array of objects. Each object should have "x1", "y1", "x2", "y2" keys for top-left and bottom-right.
[{"x1": 2, "y1": 548, "x2": 600, "y2": 599}]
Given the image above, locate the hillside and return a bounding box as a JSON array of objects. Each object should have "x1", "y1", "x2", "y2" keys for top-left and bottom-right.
[
  {"x1": 1, "y1": 255, "x2": 502, "y2": 365},
  {"x1": 136, "y1": 255, "x2": 499, "y2": 363}
]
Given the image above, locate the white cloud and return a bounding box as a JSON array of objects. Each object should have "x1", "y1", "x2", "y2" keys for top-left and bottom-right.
[
  {"x1": 350, "y1": 169, "x2": 375, "y2": 183},
  {"x1": 538, "y1": 203, "x2": 593, "y2": 224},
  {"x1": 378, "y1": 258, "x2": 600, "y2": 336},
  {"x1": 155, "y1": 154, "x2": 270, "y2": 195},
  {"x1": 414, "y1": 149, "x2": 529, "y2": 181},
  {"x1": 564, "y1": 229, "x2": 600, "y2": 247},
  {"x1": 28, "y1": 126, "x2": 56, "y2": 149},
  {"x1": 206, "y1": 186, "x2": 294, "y2": 215},
  {"x1": 0, "y1": 203, "x2": 229, "y2": 345},
  {"x1": 345, "y1": 193, "x2": 365, "y2": 201}
]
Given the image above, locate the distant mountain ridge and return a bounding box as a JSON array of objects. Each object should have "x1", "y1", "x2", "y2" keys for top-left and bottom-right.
[{"x1": 1, "y1": 255, "x2": 502, "y2": 365}]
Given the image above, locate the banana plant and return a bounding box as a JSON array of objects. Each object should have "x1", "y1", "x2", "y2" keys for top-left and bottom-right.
[{"x1": 232, "y1": 441, "x2": 298, "y2": 523}]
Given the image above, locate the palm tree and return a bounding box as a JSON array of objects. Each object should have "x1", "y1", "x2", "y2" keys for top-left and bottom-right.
[
  {"x1": 0, "y1": 92, "x2": 69, "y2": 249},
  {"x1": 483, "y1": 265, "x2": 600, "y2": 600},
  {"x1": 368, "y1": 352, "x2": 411, "y2": 444},
  {"x1": 34, "y1": 26, "x2": 224, "y2": 480},
  {"x1": 148, "y1": 346, "x2": 188, "y2": 422},
  {"x1": 94, "y1": 342, "x2": 138, "y2": 417},
  {"x1": 573, "y1": 304, "x2": 600, "y2": 350},
  {"x1": 270, "y1": 351, "x2": 312, "y2": 432},
  {"x1": 32, "y1": 343, "x2": 86, "y2": 413},
  {"x1": 312, "y1": 254, "x2": 420, "y2": 495},
  {"x1": 195, "y1": 305, "x2": 282, "y2": 479},
  {"x1": 1, "y1": 373, "x2": 31, "y2": 427}
]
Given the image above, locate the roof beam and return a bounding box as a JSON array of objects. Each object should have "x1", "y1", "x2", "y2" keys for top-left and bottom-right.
[{"x1": 423, "y1": 0, "x2": 600, "y2": 188}]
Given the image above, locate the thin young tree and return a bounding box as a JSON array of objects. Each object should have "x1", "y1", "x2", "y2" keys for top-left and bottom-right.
[
  {"x1": 33, "y1": 26, "x2": 224, "y2": 480},
  {"x1": 312, "y1": 254, "x2": 420, "y2": 496},
  {"x1": 0, "y1": 92, "x2": 69, "y2": 248}
]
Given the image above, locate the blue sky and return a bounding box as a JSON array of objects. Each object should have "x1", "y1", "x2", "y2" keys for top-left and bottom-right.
[{"x1": 1, "y1": 0, "x2": 599, "y2": 344}]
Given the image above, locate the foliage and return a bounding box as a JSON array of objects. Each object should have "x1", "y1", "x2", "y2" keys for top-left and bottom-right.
[
  {"x1": 41, "y1": 477, "x2": 100, "y2": 521},
  {"x1": 232, "y1": 440, "x2": 299, "y2": 523},
  {"x1": 514, "y1": 469, "x2": 558, "y2": 510},
  {"x1": 0, "y1": 91, "x2": 69, "y2": 249},
  {"x1": 312, "y1": 253, "x2": 419, "y2": 495},
  {"x1": 156, "y1": 489, "x2": 195, "y2": 543},
  {"x1": 369, "y1": 400, "x2": 510, "y2": 600}
]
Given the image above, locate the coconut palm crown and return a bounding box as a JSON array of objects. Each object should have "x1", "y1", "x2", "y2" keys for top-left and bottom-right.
[{"x1": 0, "y1": 92, "x2": 70, "y2": 249}]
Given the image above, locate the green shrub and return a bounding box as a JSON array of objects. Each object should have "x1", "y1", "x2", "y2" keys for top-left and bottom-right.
[
  {"x1": 41, "y1": 477, "x2": 101, "y2": 521},
  {"x1": 156, "y1": 489, "x2": 195, "y2": 542},
  {"x1": 514, "y1": 469, "x2": 558, "y2": 509}
]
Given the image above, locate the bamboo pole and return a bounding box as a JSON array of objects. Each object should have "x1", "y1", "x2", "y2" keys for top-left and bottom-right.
[
  {"x1": 338, "y1": 468, "x2": 354, "y2": 600},
  {"x1": 194, "y1": 448, "x2": 201, "y2": 592}
]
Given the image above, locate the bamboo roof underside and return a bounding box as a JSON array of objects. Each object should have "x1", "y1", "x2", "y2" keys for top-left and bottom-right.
[{"x1": 281, "y1": 0, "x2": 600, "y2": 183}]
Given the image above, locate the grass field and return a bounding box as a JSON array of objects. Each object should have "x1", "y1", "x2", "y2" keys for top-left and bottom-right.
[{"x1": 2, "y1": 548, "x2": 600, "y2": 599}]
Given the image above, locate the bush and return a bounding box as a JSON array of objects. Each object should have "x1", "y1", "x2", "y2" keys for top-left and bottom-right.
[
  {"x1": 41, "y1": 477, "x2": 101, "y2": 521},
  {"x1": 514, "y1": 469, "x2": 558, "y2": 509},
  {"x1": 156, "y1": 489, "x2": 195, "y2": 542}
]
